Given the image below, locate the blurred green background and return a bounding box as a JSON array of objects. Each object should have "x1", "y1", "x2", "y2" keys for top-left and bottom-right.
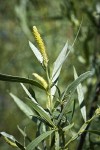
[{"x1": 0, "y1": 0, "x2": 100, "y2": 149}]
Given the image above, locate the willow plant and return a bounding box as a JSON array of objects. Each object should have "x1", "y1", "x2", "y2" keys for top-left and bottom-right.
[{"x1": 0, "y1": 26, "x2": 100, "y2": 150}]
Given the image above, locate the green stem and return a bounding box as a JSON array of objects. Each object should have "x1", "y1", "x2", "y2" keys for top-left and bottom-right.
[
  {"x1": 64, "y1": 114, "x2": 97, "y2": 148},
  {"x1": 46, "y1": 67, "x2": 53, "y2": 111},
  {"x1": 45, "y1": 67, "x2": 53, "y2": 148}
]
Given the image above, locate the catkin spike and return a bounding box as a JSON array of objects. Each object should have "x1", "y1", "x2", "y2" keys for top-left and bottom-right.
[
  {"x1": 4, "y1": 137, "x2": 17, "y2": 147},
  {"x1": 33, "y1": 26, "x2": 48, "y2": 67},
  {"x1": 32, "y1": 73, "x2": 48, "y2": 90},
  {"x1": 95, "y1": 108, "x2": 100, "y2": 116}
]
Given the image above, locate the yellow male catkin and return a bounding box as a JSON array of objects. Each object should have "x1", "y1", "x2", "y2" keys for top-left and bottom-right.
[
  {"x1": 4, "y1": 137, "x2": 17, "y2": 147},
  {"x1": 95, "y1": 108, "x2": 100, "y2": 116},
  {"x1": 32, "y1": 73, "x2": 48, "y2": 90},
  {"x1": 33, "y1": 26, "x2": 48, "y2": 67}
]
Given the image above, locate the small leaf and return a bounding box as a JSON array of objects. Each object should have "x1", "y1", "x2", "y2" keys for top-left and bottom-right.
[
  {"x1": 21, "y1": 83, "x2": 55, "y2": 128},
  {"x1": 51, "y1": 42, "x2": 69, "y2": 97},
  {"x1": 10, "y1": 93, "x2": 35, "y2": 119},
  {"x1": 63, "y1": 71, "x2": 92, "y2": 99},
  {"x1": 17, "y1": 126, "x2": 31, "y2": 142},
  {"x1": 17, "y1": 126, "x2": 27, "y2": 138},
  {"x1": 63, "y1": 123, "x2": 74, "y2": 132},
  {"x1": 29, "y1": 41, "x2": 43, "y2": 64},
  {"x1": 73, "y1": 67, "x2": 86, "y2": 122},
  {"x1": 0, "y1": 73, "x2": 45, "y2": 90},
  {"x1": 0, "y1": 132, "x2": 25, "y2": 150},
  {"x1": 26, "y1": 130, "x2": 54, "y2": 150}
]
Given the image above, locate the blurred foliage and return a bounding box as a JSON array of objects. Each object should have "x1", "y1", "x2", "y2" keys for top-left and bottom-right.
[{"x1": 0, "y1": 0, "x2": 100, "y2": 149}]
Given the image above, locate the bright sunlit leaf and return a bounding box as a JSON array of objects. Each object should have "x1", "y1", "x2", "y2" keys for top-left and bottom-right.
[{"x1": 73, "y1": 67, "x2": 86, "y2": 122}]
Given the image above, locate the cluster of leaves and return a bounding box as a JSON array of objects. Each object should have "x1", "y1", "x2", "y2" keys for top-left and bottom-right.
[{"x1": 0, "y1": 26, "x2": 100, "y2": 150}]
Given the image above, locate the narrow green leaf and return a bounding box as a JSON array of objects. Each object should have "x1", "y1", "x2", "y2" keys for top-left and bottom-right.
[
  {"x1": 55, "y1": 130, "x2": 59, "y2": 150},
  {"x1": 10, "y1": 93, "x2": 35, "y2": 119},
  {"x1": 57, "y1": 71, "x2": 92, "y2": 125},
  {"x1": 52, "y1": 42, "x2": 69, "y2": 81},
  {"x1": 21, "y1": 83, "x2": 55, "y2": 128},
  {"x1": 29, "y1": 100, "x2": 55, "y2": 127},
  {"x1": 0, "y1": 73, "x2": 44, "y2": 90},
  {"x1": 51, "y1": 42, "x2": 69, "y2": 97},
  {"x1": 73, "y1": 67, "x2": 86, "y2": 122},
  {"x1": 29, "y1": 41, "x2": 43, "y2": 64},
  {"x1": 31, "y1": 113, "x2": 53, "y2": 127},
  {"x1": 0, "y1": 132, "x2": 25, "y2": 150},
  {"x1": 63, "y1": 123, "x2": 74, "y2": 132},
  {"x1": 26, "y1": 130, "x2": 54, "y2": 150},
  {"x1": 63, "y1": 71, "x2": 92, "y2": 99}
]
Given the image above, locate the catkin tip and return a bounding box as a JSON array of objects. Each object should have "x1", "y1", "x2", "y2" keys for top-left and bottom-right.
[{"x1": 32, "y1": 73, "x2": 48, "y2": 89}]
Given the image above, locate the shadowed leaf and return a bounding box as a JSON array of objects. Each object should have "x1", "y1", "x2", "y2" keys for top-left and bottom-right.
[{"x1": 0, "y1": 73, "x2": 45, "y2": 90}]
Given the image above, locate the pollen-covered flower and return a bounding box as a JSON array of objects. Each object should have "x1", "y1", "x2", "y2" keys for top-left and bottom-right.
[
  {"x1": 32, "y1": 73, "x2": 48, "y2": 90},
  {"x1": 95, "y1": 108, "x2": 100, "y2": 116},
  {"x1": 33, "y1": 26, "x2": 48, "y2": 67}
]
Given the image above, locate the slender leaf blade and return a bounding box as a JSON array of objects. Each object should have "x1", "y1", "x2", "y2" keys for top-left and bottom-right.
[
  {"x1": 73, "y1": 67, "x2": 86, "y2": 122},
  {"x1": 26, "y1": 130, "x2": 54, "y2": 150},
  {"x1": 29, "y1": 41, "x2": 43, "y2": 64},
  {"x1": 63, "y1": 71, "x2": 92, "y2": 99},
  {"x1": 57, "y1": 71, "x2": 92, "y2": 125},
  {"x1": 21, "y1": 83, "x2": 55, "y2": 127},
  {"x1": 10, "y1": 93, "x2": 35, "y2": 119},
  {"x1": 0, "y1": 73, "x2": 44, "y2": 90},
  {"x1": 51, "y1": 42, "x2": 69, "y2": 97},
  {"x1": 63, "y1": 123, "x2": 74, "y2": 132},
  {"x1": 52, "y1": 42, "x2": 69, "y2": 80}
]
